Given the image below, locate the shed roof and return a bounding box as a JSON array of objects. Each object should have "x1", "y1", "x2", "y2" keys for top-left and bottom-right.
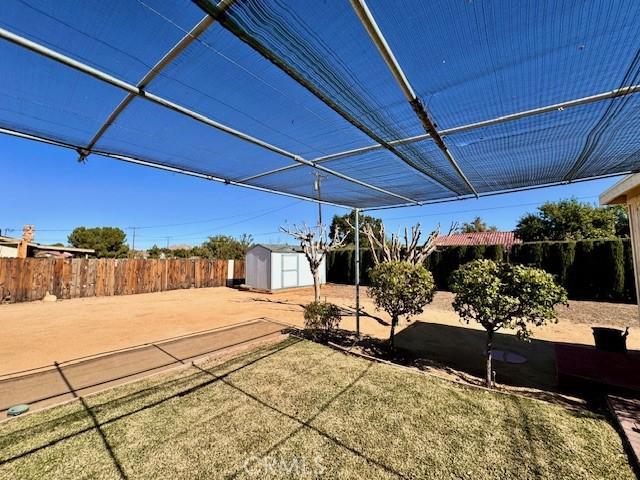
[
  {"x1": 251, "y1": 244, "x2": 304, "y2": 253},
  {"x1": 435, "y1": 232, "x2": 521, "y2": 248}
]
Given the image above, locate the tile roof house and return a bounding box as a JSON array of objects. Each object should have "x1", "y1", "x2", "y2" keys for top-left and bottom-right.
[{"x1": 435, "y1": 231, "x2": 521, "y2": 248}]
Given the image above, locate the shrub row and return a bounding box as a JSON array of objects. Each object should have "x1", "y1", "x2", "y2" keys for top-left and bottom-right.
[{"x1": 326, "y1": 239, "x2": 636, "y2": 303}]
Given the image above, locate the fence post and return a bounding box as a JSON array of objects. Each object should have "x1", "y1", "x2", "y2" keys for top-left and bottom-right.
[{"x1": 227, "y1": 259, "x2": 234, "y2": 287}]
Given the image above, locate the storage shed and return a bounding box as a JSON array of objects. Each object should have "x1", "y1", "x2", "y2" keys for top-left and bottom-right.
[{"x1": 245, "y1": 244, "x2": 325, "y2": 291}]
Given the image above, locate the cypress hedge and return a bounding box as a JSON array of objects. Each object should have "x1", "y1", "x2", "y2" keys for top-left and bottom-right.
[{"x1": 327, "y1": 239, "x2": 635, "y2": 303}]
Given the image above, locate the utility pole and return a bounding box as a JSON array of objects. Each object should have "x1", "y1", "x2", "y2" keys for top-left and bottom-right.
[
  {"x1": 128, "y1": 227, "x2": 138, "y2": 258},
  {"x1": 165, "y1": 236, "x2": 171, "y2": 248},
  {"x1": 312, "y1": 172, "x2": 326, "y2": 226}
]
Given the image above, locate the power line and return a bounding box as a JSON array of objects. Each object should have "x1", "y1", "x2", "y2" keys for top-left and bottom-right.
[
  {"x1": 118, "y1": 201, "x2": 303, "y2": 246},
  {"x1": 4, "y1": 199, "x2": 305, "y2": 234},
  {"x1": 164, "y1": 201, "x2": 302, "y2": 240}
]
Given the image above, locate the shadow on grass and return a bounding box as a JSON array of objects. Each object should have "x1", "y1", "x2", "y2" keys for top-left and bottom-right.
[
  {"x1": 192, "y1": 361, "x2": 410, "y2": 479},
  {"x1": 2, "y1": 333, "x2": 620, "y2": 479},
  {"x1": 395, "y1": 322, "x2": 557, "y2": 389},
  {"x1": 54, "y1": 362, "x2": 128, "y2": 479},
  {"x1": 1, "y1": 337, "x2": 409, "y2": 479},
  {"x1": 0, "y1": 339, "x2": 302, "y2": 466},
  {"x1": 287, "y1": 324, "x2": 599, "y2": 410}
]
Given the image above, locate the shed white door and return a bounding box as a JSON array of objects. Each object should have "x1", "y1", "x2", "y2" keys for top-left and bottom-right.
[{"x1": 281, "y1": 254, "x2": 299, "y2": 288}]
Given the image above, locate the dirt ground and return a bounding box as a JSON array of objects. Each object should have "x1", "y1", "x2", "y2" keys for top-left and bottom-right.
[{"x1": 1, "y1": 284, "x2": 638, "y2": 376}]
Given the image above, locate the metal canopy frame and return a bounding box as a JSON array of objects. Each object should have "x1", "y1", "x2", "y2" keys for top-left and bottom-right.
[
  {"x1": 0, "y1": 4, "x2": 638, "y2": 208},
  {"x1": 194, "y1": 0, "x2": 466, "y2": 197},
  {"x1": 79, "y1": 13, "x2": 220, "y2": 162},
  {"x1": 0, "y1": 126, "x2": 350, "y2": 209},
  {"x1": 0, "y1": 24, "x2": 420, "y2": 208},
  {"x1": 243, "y1": 84, "x2": 640, "y2": 183},
  {"x1": 349, "y1": 0, "x2": 478, "y2": 197}
]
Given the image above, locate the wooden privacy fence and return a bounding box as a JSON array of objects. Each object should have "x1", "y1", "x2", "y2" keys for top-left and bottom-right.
[{"x1": 0, "y1": 258, "x2": 245, "y2": 303}]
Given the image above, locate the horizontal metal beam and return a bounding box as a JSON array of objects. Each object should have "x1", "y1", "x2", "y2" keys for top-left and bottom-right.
[
  {"x1": 0, "y1": 26, "x2": 297, "y2": 158},
  {"x1": 362, "y1": 171, "x2": 632, "y2": 212},
  {"x1": 193, "y1": 0, "x2": 464, "y2": 196},
  {"x1": 80, "y1": 13, "x2": 219, "y2": 160},
  {"x1": 349, "y1": 0, "x2": 477, "y2": 197},
  {"x1": 82, "y1": 0, "x2": 238, "y2": 160},
  {"x1": 0, "y1": 127, "x2": 351, "y2": 209},
  {"x1": 0, "y1": 26, "x2": 419, "y2": 205},
  {"x1": 2, "y1": 126, "x2": 633, "y2": 213},
  {"x1": 328, "y1": 83, "x2": 640, "y2": 161},
  {"x1": 243, "y1": 83, "x2": 640, "y2": 182}
]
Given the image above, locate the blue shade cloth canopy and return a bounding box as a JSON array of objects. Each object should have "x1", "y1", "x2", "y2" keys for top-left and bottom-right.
[{"x1": 0, "y1": 0, "x2": 639, "y2": 209}]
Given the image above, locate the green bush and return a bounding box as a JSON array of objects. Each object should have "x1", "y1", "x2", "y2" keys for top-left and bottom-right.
[
  {"x1": 485, "y1": 244, "x2": 506, "y2": 262},
  {"x1": 368, "y1": 261, "x2": 435, "y2": 347},
  {"x1": 603, "y1": 239, "x2": 625, "y2": 300},
  {"x1": 571, "y1": 241, "x2": 596, "y2": 299},
  {"x1": 303, "y1": 301, "x2": 341, "y2": 340},
  {"x1": 623, "y1": 240, "x2": 636, "y2": 300},
  {"x1": 326, "y1": 239, "x2": 635, "y2": 303}
]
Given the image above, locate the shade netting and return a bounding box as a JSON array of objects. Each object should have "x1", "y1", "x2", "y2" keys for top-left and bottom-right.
[{"x1": 1, "y1": 0, "x2": 639, "y2": 208}]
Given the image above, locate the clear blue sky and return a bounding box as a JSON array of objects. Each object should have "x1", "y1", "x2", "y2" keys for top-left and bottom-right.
[{"x1": 1, "y1": 132, "x2": 620, "y2": 250}]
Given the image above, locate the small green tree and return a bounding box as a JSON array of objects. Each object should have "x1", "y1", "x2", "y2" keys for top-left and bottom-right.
[
  {"x1": 458, "y1": 216, "x2": 497, "y2": 233},
  {"x1": 68, "y1": 227, "x2": 129, "y2": 258},
  {"x1": 368, "y1": 261, "x2": 435, "y2": 348},
  {"x1": 451, "y1": 260, "x2": 567, "y2": 388},
  {"x1": 612, "y1": 204, "x2": 630, "y2": 238},
  {"x1": 201, "y1": 234, "x2": 253, "y2": 259},
  {"x1": 514, "y1": 198, "x2": 624, "y2": 241}
]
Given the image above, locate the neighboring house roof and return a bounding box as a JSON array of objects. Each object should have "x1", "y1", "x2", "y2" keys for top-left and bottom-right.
[
  {"x1": 251, "y1": 243, "x2": 304, "y2": 253},
  {"x1": 0, "y1": 235, "x2": 19, "y2": 246},
  {"x1": 435, "y1": 231, "x2": 521, "y2": 248},
  {"x1": 0, "y1": 235, "x2": 95, "y2": 254},
  {"x1": 33, "y1": 250, "x2": 74, "y2": 258},
  {"x1": 166, "y1": 244, "x2": 193, "y2": 250},
  {"x1": 31, "y1": 244, "x2": 95, "y2": 254}
]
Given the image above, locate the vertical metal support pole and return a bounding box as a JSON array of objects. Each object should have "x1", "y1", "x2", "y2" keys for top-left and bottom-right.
[
  {"x1": 354, "y1": 208, "x2": 361, "y2": 337},
  {"x1": 313, "y1": 172, "x2": 326, "y2": 226},
  {"x1": 626, "y1": 200, "x2": 640, "y2": 321}
]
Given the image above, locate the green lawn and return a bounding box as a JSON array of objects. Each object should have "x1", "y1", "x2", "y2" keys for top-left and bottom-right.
[{"x1": 0, "y1": 338, "x2": 633, "y2": 479}]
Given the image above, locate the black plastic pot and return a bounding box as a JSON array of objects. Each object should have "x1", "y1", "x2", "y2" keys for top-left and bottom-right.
[{"x1": 592, "y1": 327, "x2": 629, "y2": 353}]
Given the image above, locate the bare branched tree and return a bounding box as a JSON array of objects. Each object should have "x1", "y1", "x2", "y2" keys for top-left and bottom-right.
[
  {"x1": 354, "y1": 221, "x2": 458, "y2": 265},
  {"x1": 280, "y1": 223, "x2": 347, "y2": 301}
]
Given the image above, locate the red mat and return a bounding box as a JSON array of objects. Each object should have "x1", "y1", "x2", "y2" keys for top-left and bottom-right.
[{"x1": 555, "y1": 344, "x2": 640, "y2": 392}]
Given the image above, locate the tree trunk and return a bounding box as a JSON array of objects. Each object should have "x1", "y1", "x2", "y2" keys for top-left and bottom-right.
[
  {"x1": 486, "y1": 330, "x2": 494, "y2": 388},
  {"x1": 389, "y1": 315, "x2": 397, "y2": 348},
  {"x1": 312, "y1": 268, "x2": 321, "y2": 303}
]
